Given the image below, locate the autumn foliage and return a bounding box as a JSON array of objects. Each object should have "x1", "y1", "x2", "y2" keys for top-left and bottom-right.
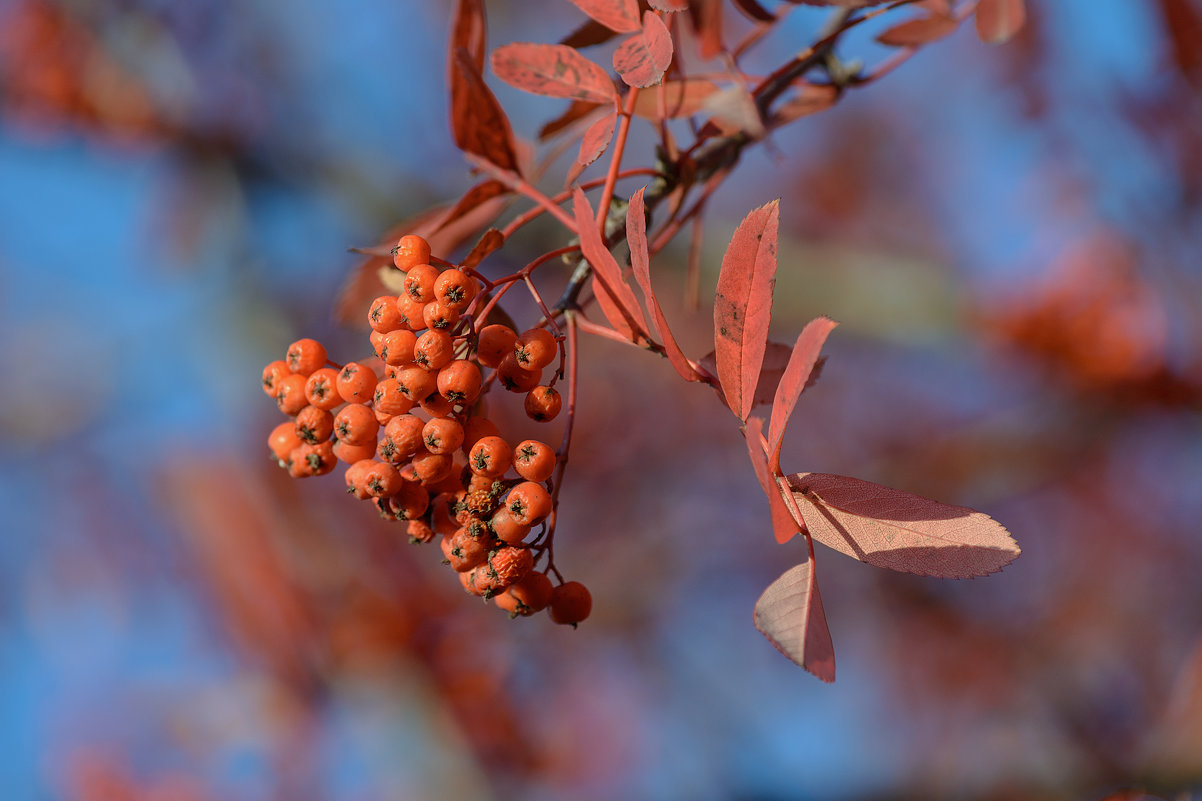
[{"x1": 249, "y1": 0, "x2": 1034, "y2": 681}]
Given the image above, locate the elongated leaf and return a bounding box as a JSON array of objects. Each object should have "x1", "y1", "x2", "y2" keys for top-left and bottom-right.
[
  {"x1": 568, "y1": 0, "x2": 641, "y2": 33},
  {"x1": 492, "y1": 43, "x2": 618, "y2": 105},
  {"x1": 745, "y1": 418, "x2": 800, "y2": 544},
  {"x1": 432, "y1": 179, "x2": 510, "y2": 235},
  {"x1": 877, "y1": 15, "x2": 959, "y2": 47},
  {"x1": 632, "y1": 79, "x2": 721, "y2": 119},
  {"x1": 701, "y1": 341, "x2": 819, "y2": 411},
  {"x1": 561, "y1": 19, "x2": 620, "y2": 49},
  {"x1": 450, "y1": 48, "x2": 522, "y2": 174},
  {"x1": 770, "y1": 83, "x2": 839, "y2": 126},
  {"x1": 650, "y1": 0, "x2": 688, "y2": 10},
  {"x1": 975, "y1": 0, "x2": 1026, "y2": 44},
  {"x1": 689, "y1": 0, "x2": 725, "y2": 59},
  {"x1": 754, "y1": 559, "x2": 836, "y2": 682},
  {"x1": 732, "y1": 0, "x2": 776, "y2": 22},
  {"x1": 568, "y1": 109, "x2": 617, "y2": 184},
  {"x1": 572, "y1": 188, "x2": 647, "y2": 340},
  {"x1": 461, "y1": 228, "x2": 505, "y2": 270},
  {"x1": 627, "y1": 188, "x2": 700, "y2": 383},
  {"x1": 614, "y1": 11, "x2": 674, "y2": 88},
  {"x1": 449, "y1": 0, "x2": 486, "y2": 71},
  {"x1": 539, "y1": 99, "x2": 604, "y2": 140},
  {"x1": 768, "y1": 317, "x2": 837, "y2": 471},
  {"x1": 713, "y1": 200, "x2": 779, "y2": 421},
  {"x1": 788, "y1": 473, "x2": 1021, "y2": 578}
]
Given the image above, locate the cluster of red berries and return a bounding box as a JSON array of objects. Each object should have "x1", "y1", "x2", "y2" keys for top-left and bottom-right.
[{"x1": 260, "y1": 235, "x2": 591, "y2": 626}]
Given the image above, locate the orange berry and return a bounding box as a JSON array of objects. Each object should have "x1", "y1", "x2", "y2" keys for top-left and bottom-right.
[
  {"x1": 289, "y1": 441, "x2": 336, "y2": 478},
  {"x1": 368, "y1": 295, "x2": 406, "y2": 333},
  {"x1": 506, "y1": 481, "x2": 552, "y2": 525},
  {"x1": 461, "y1": 416, "x2": 500, "y2": 454},
  {"x1": 396, "y1": 365, "x2": 437, "y2": 402},
  {"x1": 476, "y1": 324, "x2": 516, "y2": 368},
  {"x1": 403, "y1": 263, "x2": 440, "y2": 304},
  {"x1": 413, "y1": 329, "x2": 455, "y2": 372},
  {"x1": 361, "y1": 460, "x2": 402, "y2": 498},
  {"x1": 497, "y1": 352, "x2": 542, "y2": 393},
  {"x1": 524, "y1": 386, "x2": 562, "y2": 422},
  {"x1": 412, "y1": 451, "x2": 455, "y2": 484},
  {"x1": 436, "y1": 360, "x2": 483, "y2": 404},
  {"x1": 427, "y1": 464, "x2": 469, "y2": 496},
  {"x1": 384, "y1": 414, "x2": 426, "y2": 457},
  {"x1": 549, "y1": 581, "x2": 592, "y2": 625},
  {"x1": 294, "y1": 405, "x2": 334, "y2": 444},
  {"x1": 407, "y1": 519, "x2": 436, "y2": 544},
  {"x1": 262, "y1": 360, "x2": 292, "y2": 397},
  {"x1": 490, "y1": 507, "x2": 531, "y2": 545},
  {"x1": 333, "y1": 437, "x2": 377, "y2": 464},
  {"x1": 489, "y1": 546, "x2": 534, "y2": 588},
  {"x1": 433, "y1": 269, "x2": 477, "y2": 312},
  {"x1": 394, "y1": 293, "x2": 425, "y2": 331},
  {"x1": 285, "y1": 338, "x2": 327, "y2": 376},
  {"x1": 419, "y1": 391, "x2": 455, "y2": 418},
  {"x1": 274, "y1": 373, "x2": 309, "y2": 416},
  {"x1": 469, "y1": 435, "x2": 512, "y2": 478},
  {"x1": 422, "y1": 300, "x2": 459, "y2": 331},
  {"x1": 431, "y1": 491, "x2": 465, "y2": 536},
  {"x1": 442, "y1": 526, "x2": 491, "y2": 572},
  {"x1": 393, "y1": 234, "x2": 431, "y2": 272},
  {"x1": 333, "y1": 403, "x2": 379, "y2": 447},
  {"x1": 515, "y1": 328, "x2": 557, "y2": 371},
  {"x1": 268, "y1": 422, "x2": 303, "y2": 462},
  {"x1": 380, "y1": 329, "x2": 418, "y2": 367},
  {"x1": 337, "y1": 362, "x2": 378, "y2": 404},
  {"x1": 509, "y1": 571, "x2": 554, "y2": 614},
  {"x1": 345, "y1": 459, "x2": 374, "y2": 499},
  {"x1": 513, "y1": 439, "x2": 556, "y2": 483},
  {"x1": 304, "y1": 367, "x2": 342, "y2": 411},
  {"x1": 373, "y1": 378, "x2": 414, "y2": 416},
  {"x1": 423, "y1": 417, "x2": 464, "y2": 455},
  {"x1": 380, "y1": 479, "x2": 429, "y2": 519}
]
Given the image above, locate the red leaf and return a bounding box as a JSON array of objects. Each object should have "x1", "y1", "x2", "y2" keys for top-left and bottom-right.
[
  {"x1": 568, "y1": 0, "x2": 641, "y2": 33},
  {"x1": 627, "y1": 188, "x2": 700, "y2": 383},
  {"x1": 650, "y1": 0, "x2": 688, "y2": 10},
  {"x1": 491, "y1": 43, "x2": 618, "y2": 105},
  {"x1": 713, "y1": 200, "x2": 779, "y2": 421},
  {"x1": 1158, "y1": 0, "x2": 1202, "y2": 84},
  {"x1": 449, "y1": 0, "x2": 486, "y2": 71},
  {"x1": 787, "y1": 473, "x2": 1021, "y2": 578},
  {"x1": 614, "y1": 11, "x2": 674, "y2": 89},
  {"x1": 975, "y1": 0, "x2": 1026, "y2": 44},
  {"x1": 432, "y1": 179, "x2": 510, "y2": 235},
  {"x1": 539, "y1": 99, "x2": 604, "y2": 140},
  {"x1": 572, "y1": 188, "x2": 647, "y2": 340},
  {"x1": 754, "y1": 558, "x2": 836, "y2": 682},
  {"x1": 877, "y1": 15, "x2": 960, "y2": 47},
  {"x1": 688, "y1": 0, "x2": 724, "y2": 59},
  {"x1": 632, "y1": 79, "x2": 721, "y2": 119},
  {"x1": 450, "y1": 48, "x2": 522, "y2": 174},
  {"x1": 770, "y1": 83, "x2": 839, "y2": 126},
  {"x1": 745, "y1": 418, "x2": 800, "y2": 544},
  {"x1": 700, "y1": 341, "x2": 823, "y2": 412},
  {"x1": 568, "y1": 109, "x2": 618, "y2": 184},
  {"x1": 768, "y1": 317, "x2": 837, "y2": 472},
  {"x1": 461, "y1": 228, "x2": 505, "y2": 270}
]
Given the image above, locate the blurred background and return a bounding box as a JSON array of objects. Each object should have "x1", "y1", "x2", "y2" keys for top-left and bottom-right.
[{"x1": 1, "y1": 0, "x2": 1201, "y2": 799}]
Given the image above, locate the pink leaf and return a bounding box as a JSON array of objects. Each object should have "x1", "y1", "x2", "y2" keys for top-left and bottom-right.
[
  {"x1": 627, "y1": 188, "x2": 700, "y2": 382},
  {"x1": 770, "y1": 83, "x2": 839, "y2": 126},
  {"x1": 572, "y1": 188, "x2": 647, "y2": 341},
  {"x1": 650, "y1": 0, "x2": 687, "y2": 10},
  {"x1": 768, "y1": 317, "x2": 837, "y2": 472},
  {"x1": 567, "y1": 0, "x2": 641, "y2": 33},
  {"x1": 876, "y1": 15, "x2": 960, "y2": 47},
  {"x1": 975, "y1": 0, "x2": 1026, "y2": 44},
  {"x1": 614, "y1": 11, "x2": 674, "y2": 88},
  {"x1": 702, "y1": 84, "x2": 765, "y2": 138},
  {"x1": 632, "y1": 79, "x2": 721, "y2": 119},
  {"x1": 491, "y1": 43, "x2": 617, "y2": 105},
  {"x1": 745, "y1": 418, "x2": 800, "y2": 544},
  {"x1": 568, "y1": 109, "x2": 618, "y2": 184},
  {"x1": 787, "y1": 473, "x2": 1021, "y2": 578},
  {"x1": 754, "y1": 558, "x2": 836, "y2": 682},
  {"x1": 713, "y1": 200, "x2": 779, "y2": 421}
]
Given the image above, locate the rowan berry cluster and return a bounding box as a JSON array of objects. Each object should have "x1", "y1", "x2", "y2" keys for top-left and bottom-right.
[{"x1": 260, "y1": 234, "x2": 591, "y2": 626}]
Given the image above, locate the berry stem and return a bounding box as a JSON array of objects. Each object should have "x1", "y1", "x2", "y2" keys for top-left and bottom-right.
[{"x1": 595, "y1": 87, "x2": 642, "y2": 235}]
